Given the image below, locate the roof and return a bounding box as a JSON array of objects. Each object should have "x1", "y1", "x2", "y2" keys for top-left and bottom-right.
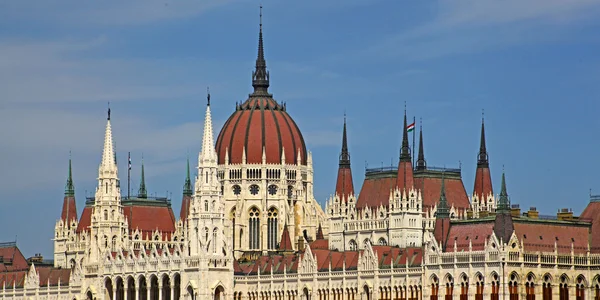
[
  {"x1": 513, "y1": 219, "x2": 590, "y2": 254},
  {"x1": 234, "y1": 246, "x2": 422, "y2": 275},
  {"x1": 76, "y1": 197, "x2": 176, "y2": 238},
  {"x1": 215, "y1": 97, "x2": 307, "y2": 165},
  {"x1": 60, "y1": 195, "x2": 77, "y2": 226},
  {"x1": 0, "y1": 243, "x2": 70, "y2": 288},
  {"x1": 0, "y1": 242, "x2": 29, "y2": 272},
  {"x1": 473, "y1": 166, "x2": 493, "y2": 200},
  {"x1": 443, "y1": 219, "x2": 495, "y2": 251},
  {"x1": 335, "y1": 167, "x2": 354, "y2": 200},
  {"x1": 356, "y1": 167, "x2": 470, "y2": 211},
  {"x1": 580, "y1": 200, "x2": 600, "y2": 252}
]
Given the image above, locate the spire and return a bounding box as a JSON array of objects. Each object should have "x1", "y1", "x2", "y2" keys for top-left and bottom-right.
[
  {"x1": 199, "y1": 88, "x2": 217, "y2": 163},
  {"x1": 497, "y1": 171, "x2": 510, "y2": 212},
  {"x1": 477, "y1": 115, "x2": 489, "y2": 167},
  {"x1": 416, "y1": 120, "x2": 426, "y2": 171},
  {"x1": 138, "y1": 158, "x2": 147, "y2": 198},
  {"x1": 100, "y1": 108, "x2": 117, "y2": 173},
  {"x1": 400, "y1": 106, "x2": 411, "y2": 162},
  {"x1": 339, "y1": 114, "x2": 350, "y2": 168},
  {"x1": 65, "y1": 154, "x2": 74, "y2": 197},
  {"x1": 436, "y1": 173, "x2": 450, "y2": 218},
  {"x1": 316, "y1": 223, "x2": 324, "y2": 240},
  {"x1": 251, "y1": 5, "x2": 270, "y2": 96},
  {"x1": 183, "y1": 157, "x2": 192, "y2": 196}
]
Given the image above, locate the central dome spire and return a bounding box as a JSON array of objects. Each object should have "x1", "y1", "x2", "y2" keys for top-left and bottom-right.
[{"x1": 251, "y1": 6, "x2": 271, "y2": 97}]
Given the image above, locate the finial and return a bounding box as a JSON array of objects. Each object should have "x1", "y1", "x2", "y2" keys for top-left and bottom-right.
[
  {"x1": 65, "y1": 152, "x2": 75, "y2": 197},
  {"x1": 260, "y1": 5, "x2": 263, "y2": 29},
  {"x1": 477, "y1": 112, "x2": 489, "y2": 167},
  {"x1": 251, "y1": 4, "x2": 270, "y2": 96},
  {"x1": 482, "y1": 108, "x2": 485, "y2": 123},
  {"x1": 107, "y1": 102, "x2": 111, "y2": 120},
  {"x1": 400, "y1": 104, "x2": 411, "y2": 162},
  {"x1": 207, "y1": 87, "x2": 211, "y2": 106}
]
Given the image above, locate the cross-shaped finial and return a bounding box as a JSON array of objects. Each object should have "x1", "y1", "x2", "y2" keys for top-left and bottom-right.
[{"x1": 207, "y1": 87, "x2": 211, "y2": 106}]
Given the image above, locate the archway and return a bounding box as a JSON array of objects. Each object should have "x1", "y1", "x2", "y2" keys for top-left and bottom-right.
[
  {"x1": 364, "y1": 285, "x2": 370, "y2": 300},
  {"x1": 162, "y1": 275, "x2": 171, "y2": 300},
  {"x1": 115, "y1": 277, "x2": 124, "y2": 300},
  {"x1": 173, "y1": 273, "x2": 181, "y2": 300},
  {"x1": 105, "y1": 278, "x2": 114, "y2": 300},
  {"x1": 303, "y1": 287, "x2": 310, "y2": 300},
  {"x1": 560, "y1": 275, "x2": 569, "y2": 300},
  {"x1": 127, "y1": 276, "x2": 135, "y2": 300},
  {"x1": 187, "y1": 286, "x2": 195, "y2": 300},
  {"x1": 139, "y1": 276, "x2": 148, "y2": 300},
  {"x1": 150, "y1": 275, "x2": 159, "y2": 300},
  {"x1": 543, "y1": 274, "x2": 553, "y2": 300},
  {"x1": 215, "y1": 286, "x2": 225, "y2": 300},
  {"x1": 86, "y1": 291, "x2": 93, "y2": 300},
  {"x1": 431, "y1": 276, "x2": 439, "y2": 300},
  {"x1": 526, "y1": 274, "x2": 536, "y2": 300}
]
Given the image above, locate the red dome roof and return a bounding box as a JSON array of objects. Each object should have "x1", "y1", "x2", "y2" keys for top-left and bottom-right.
[
  {"x1": 216, "y1": 15, "x2": 307, "y2": 166},
  {"x1": 215, "y1": 97, "x2": 307, "y2": 165}
]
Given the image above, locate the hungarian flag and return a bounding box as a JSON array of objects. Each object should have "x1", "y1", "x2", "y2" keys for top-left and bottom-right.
[{"x1": 407, "y1": 122, "x2": 415, "y2": 132}]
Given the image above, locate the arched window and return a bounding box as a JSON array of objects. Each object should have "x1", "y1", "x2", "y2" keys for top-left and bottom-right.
[
  {"x1": 431, "y1": 276, "x2": 439, "y2": 300},
  {"x1": 526, "y1": 274, "x2": 536, "y2": 300},
  {"x1": 205, "y1": 200, "x2": 209, "y2": 211},
  {"x1": 491, "y1": 274, "x2": 500, "y2": 300},
  {"x1": 445, "y1": 276, "x2": 454, "y2": 300},
  {"x1": 543, "y1": 275, "x2": 553, "y2": 300},
  {"x1": 349, "y1": 240, "x2": 357, "y2": 251},
  {"x1": 231, "y1": 207, "x2": 236, "y2": 250},
  {"x1": 475, "y1": 274, "x2": 484, "y2": 300},
  {"x1": 287, "y1": 185, "x2": 294, "y2": 199},
  {"x1": 267, "y1": 207, "x2": 278, "y2": 249},
  {"x1": 111, "y1": 236, "x2": 117, "y2": 251},
  {"x1": 509, "y1": 274, "x2": 519, "y2": 300},
  {"x1": 594, "y1": 277, "x2": 599, "y2": 300},
  {"x1": 233, "y1": 185, "x2": 241, "y2": 195},
  {"x1": 104, "y1": 210, "x2": 108, "y2": 221},
  {"x1": 250, "y1": 184, "x2": 259, "y2": 195},
  {"x1": 560, "y1": 275, "x2": 569, "y2": 300},
  {"x1": 576, "y1": 276, "x2": 586, "y2": 300},
  {"x1": 378, "y1": 238, "x2": 387, "y2": 246},
  {"x1": 249, "y1": 208, "x2": 260, "y2": 249},
  {"x1": 460, "y1": 275, "x2": 468, "y2": 300},
  {"x1": 212, "y1": 228, "x2": 218, "y2": 253}
]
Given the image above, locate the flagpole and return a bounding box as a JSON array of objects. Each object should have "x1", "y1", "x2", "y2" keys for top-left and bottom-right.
[
  {"x1": 127, "y1": 152, "x2": 131, "y2": 200},
  {"x1": 412, "y1": 116, "x2": 416, "y2": 169}
]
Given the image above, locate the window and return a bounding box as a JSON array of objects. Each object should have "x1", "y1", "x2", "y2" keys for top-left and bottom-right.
[
  {"x1": 378, "y1": 238, "x2": 387, "y2": 246},
  {"x1": 205, "y1": 200, "x2": 209, "y2": 211},
  {"x1": 431, "y1": 276, "x2": 439, "y2": 300},
  {"x1": 212, "y1": 228, "x2": 218, "y2": 253},
  {"x1": 267, "y1": 207, "x2": 278, "y2": 249},
  {"x1": 233, "y1": 185, "x2": 241, "y2": 195},
  {"x1": 249, "y1": 208, "x2": 260, "y2": 249},
  {"x1": 268, "y1": 185, "x2": 277, "y2": 196},
  {"x1": 543, "y1": 275, "x2": 552, "y2": 300},
  {"x1": 250, "y1": 184, "x2": 259, "y2": 195},
  {"x1": 349, "y1": 239, "x2": 357, "y2": 251}
]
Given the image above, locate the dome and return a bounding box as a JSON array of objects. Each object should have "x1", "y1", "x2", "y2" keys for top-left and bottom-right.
[
  {"x1": 215, "y1": 97, "x2": 307, "y2": 165},
  {"x1": 215, "y1": 17, "x2": 307, "y2": 166}
]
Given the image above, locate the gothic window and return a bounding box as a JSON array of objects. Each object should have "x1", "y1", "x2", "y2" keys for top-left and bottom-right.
[
  {"x1": 204, "y1": 227, "x2": 209, "y2": 242},
  {"x1": 378, "y1": 238, "x2": 387, "y2": 246},
  {"x1": 509, "y1": 274, "x2": 519, "y2": 300},
  {"x1": 526, "y1": 274, "x2": 536, "y2": 300},
  {"x1": 268, "y1": 185, "x2": 277, "y2": 196},
  {"x1": 287, "y1": 185, "x2": 294, "y2": 199},
  {"x1": 363, "y1": 238, "x2": 371, "y2": 248},
  {"x1": 475, "y1": 274, "x2": 484, "y2": 300},
  {"x1": 231, "y1": 207, "x2": 236, "y2": 249},
  {"x1": 205, "y1": 200, "x2": 209, "y2": 211},
  {"x1": 445, "y1": 275, "x2": 454, "y2": 300},
  {"x1": 460, "y1": 275, "x2": 469, "y2": 300},
  {"x1": 594, "y1": 277, "x2": 599, "y2": 300},
  {"x1": 104, "y1": 210, "x2": 108, "y2": 221},
  {"x1": 212, "y1": 228, "x2": 218, "y2": 253},
  {"x1": 349, "y1": 239, "x2": 357, "y2": 251},
  {"x1": 543, "y1": 275, "x2": 552, "y2": 300},
  {"x1": 560, "y1": 275, "x2": 569, "y2": 300},
  {"x1": 431, "y1": 276, "x2": 439, "y2": 300},
  {"x1": 267, "y1": 207, "x2": 278, "y2": 249},
  {"x1": 491, "y1": 274, "x2": 500, "y2": 300},
  {"x1": 249, "y1": 208, "x2": 260, "y2": 250},
  {"x1": 233, "y1": 185, "x2": 241, "y2": 195},
  {"x1": 576, "y1": 276, "x2": 586, "y2": 300},
  {"x1": 250, "y1": 184, "x2": 260, "y2": 195},
  {"x1": 112, "y1": 236, "x2": 117, "y2": 251}
]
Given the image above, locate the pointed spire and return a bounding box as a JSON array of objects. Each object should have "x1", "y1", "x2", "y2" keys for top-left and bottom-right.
[
  {"x1": 416, "y1": 120, "x2": 426, "y2": 171},
  {"x1": 200, "y1": 88, "x2": 217, "y2": 163},
  {"x1": 316, "y1": 223, "x2": 324, "y2": 240},
  {"x1": 251, "y1": 5, "x2": 271, "y2": 96},
  {"x1": 138, "y1": 158, "x2": 147, "y2": 198},
  {"x1": 497, "y1": 171, "x2": 510, "y2": 212},
  {"x1": 339, "y1": 113, "x2": 350, "y2": 168},
  {"x1": 183, "y1": 157, "x2": 192, "y2": 196},
  {"x1": 100, "y1": 107, "x2": 117, "y2": 173},
  {"x1": 400, "y1": 105, "x2": 411, "y2": 162},
  {"x1": 437, "y1": 172, "x2": 450, "y2": 218},
  {"x1": 65, "y1": 154, "x2": 74, "y2": 197},
  {"x1": 477, "y1": 113, "x2": 489, "y2": 167}
]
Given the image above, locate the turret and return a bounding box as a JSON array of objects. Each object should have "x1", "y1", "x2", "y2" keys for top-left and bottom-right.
[
  {"x1": 137, "y1": 159, "x2": 147, "y2": 198},
  {"x1": 472, "y1": 116, "x2": 494, "y2": 212},
  {"x1": 396, "y1": 108, "x2": 414, "y2": 190},
  {"x1": 433, "y1": 173, "x2": 451, "y2": 250},
  {"x1": 334, "y1": 115, "x2": 354, "y2": 202},
  {"x1": 61, "y1": 156, "x2": 77, "y2": 227},
  {"x1": 494, "y1": 171, "x2": 514, "y2": 244},
  {"x1": 180, "y1": 157, "x2": 193, "y2": 221},
  {"x1": 415, "y1": 121, "x2": 426, "y2": 171}
]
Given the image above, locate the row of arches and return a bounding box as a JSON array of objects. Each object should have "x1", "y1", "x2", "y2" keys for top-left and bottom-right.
[
  {"x1": 429, "y1": 273, "x2": 600, "y2": 300},
  {"x1": 101, "y1": 274, "x2": 181, "y2": 300}
]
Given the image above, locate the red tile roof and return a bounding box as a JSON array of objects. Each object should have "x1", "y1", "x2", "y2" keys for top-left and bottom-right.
[
  {"x1": 76, "y1": 202, "x2": 176, "y2": 239},
  {"x1": 443, "y1": 220, "x2": 495, "y2": 251},
  {"x1": 335, "y1": 167, "x2": 354, "y2": 201},
  {"x1": 215, "y1": 97, "x2": 307, "y2": 165},
  {"x1": 473, "y1": 167, "x2": 493, "y2": 200},
  {"x1": 60, "y1": 195, "x2": 78, "y2": 227},
  {"x1": 37, "y1": 267, "x2": 71, "y2": 287},
  {"x1": 580, "y1": 201, "x2": 600, "y2": 253},
  {"x1": 0, "y1": 271, "x2": 26, "y2": 288},
  {"x1": 396, "y1": 161, "x2": 414, "y2": 192},
  {"x1": 0, "y1": 244, "x2": 29, "y2": 272},
  {"x1": 513, "y1": 221, "x2": 590, "y2": 254},
  {"x1": 180, "y1": 195, "x2": 192, "y2": 221},
  {"x1": 278, "y1": 225, "x2": 293, "y2": 251},
  {"x1": 356, "y1": 175, "x2": 396, "y2": 209}
]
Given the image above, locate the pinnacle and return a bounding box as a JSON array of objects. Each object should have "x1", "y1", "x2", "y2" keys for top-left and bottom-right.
[
  {"x1": 339, "y1": 115, "x2": 350, "y2": 168},
  {"x1": 416, "y1": 123, "x2": 426, "y2": 171},
  {"x1": 199, "y1": 97, "x2": 217, "y2": 163},
  {"x1": 497, "y1": 171, "x2": 510, "y2": 212},
  {"x1": 251, "y1": 5, "x2": 270, "y2": 96},
  {"x1": 65, "y1": 156, "x2": 75, "y2": 197},
  {"x1": 400, "y1": 109, "x2": 411, "y2": 162},
  {"x1": 477, "y1": 117, "x2": 489, "y2": 167},
  {"x1": 183, "y1": 157, "x2": 192, "y2": 196},
  {"x1": 100, "y1": 117, "x2": 117, "y2": 174},
  {"x1": 437, "y1": 172, "x2": 450, "y2": 218},
  {"x1": 138, "y1": 159, "x2": 147, "y2": 198}
]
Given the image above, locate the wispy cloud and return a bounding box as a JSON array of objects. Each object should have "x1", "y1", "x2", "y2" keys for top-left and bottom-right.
[{"x1": 1, "y1": 0, "x2": 239, "y2": 26}]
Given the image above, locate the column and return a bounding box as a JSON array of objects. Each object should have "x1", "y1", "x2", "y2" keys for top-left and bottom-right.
[
  {"x1": 136, "y1": 287, "x2": 140, "y2": 300},
  {"x1": 124, "y1": 287, "x2": 128, "y2": 300}
]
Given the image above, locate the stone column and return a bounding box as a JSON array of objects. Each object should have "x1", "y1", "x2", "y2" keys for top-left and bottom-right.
[
  {"x1": 124, "y1": 287, "x2": 128, "y2": 300},
  {"x1": 135, "y1": 287, "x2": 140, "y2": 300}
]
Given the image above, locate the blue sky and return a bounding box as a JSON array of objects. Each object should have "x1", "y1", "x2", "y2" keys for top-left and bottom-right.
[{"x1": 2, "y1": 0, "x2": 600, "y2": 258}]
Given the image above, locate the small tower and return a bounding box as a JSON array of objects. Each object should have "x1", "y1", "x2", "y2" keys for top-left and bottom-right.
[
  {"x1": 494, "y1": 171, "x2": 513, "y2": 244},
  {"x1": 180, "y1": 157, "x2": 193, "y2": 221},
  {"x1": 61, "y1": 156, "x2": 78, "y2": 227},
  {"x1": 397, "y1": 108, "x2": 414, "y2": 191},
  {"x1": 416, "y1": 122, "x2": 426, "y2": 171},
  {"x1": 89, "y1": 108, "x2": 128, "y2": 260},
  {"x1": 433, "y1": 173, "x2": 451, "y2": 250},
  {"x1": 472, "y1": 116, "x2": 495, "y2": 216},
  {"x1": 335, "y1": 114, "x2": 355, "y2": 202},
  {"x1": 54, "y1": 156, "x2": 79, "y2": 268},
  {"x1": 137, "y1": 159, "x2": 147, "y2": 198}
]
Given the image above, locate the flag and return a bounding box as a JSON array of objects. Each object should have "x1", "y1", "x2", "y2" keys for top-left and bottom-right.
[{"x1": 407, "y1": 122, "x2": 415, "y2": 132}]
